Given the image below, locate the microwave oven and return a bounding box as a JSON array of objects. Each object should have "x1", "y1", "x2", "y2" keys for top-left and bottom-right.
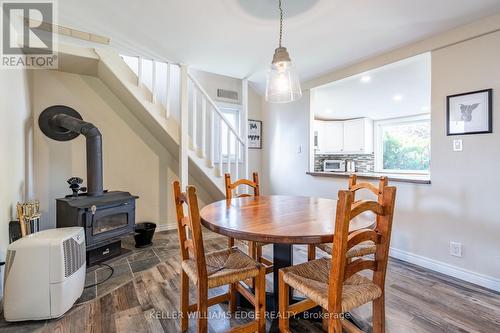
[{"x1": 323, "y1": 160, "x2": 346, "y2": 172}]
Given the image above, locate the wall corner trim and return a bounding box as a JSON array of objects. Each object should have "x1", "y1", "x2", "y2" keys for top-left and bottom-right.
[{"x1": 389, "y1": 247, "x2": 500, "y2": 293}]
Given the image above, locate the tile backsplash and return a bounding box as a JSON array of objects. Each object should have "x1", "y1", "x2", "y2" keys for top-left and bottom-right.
[{"x1": 315, "y1": 154, "x2": 374, "y2": 172}]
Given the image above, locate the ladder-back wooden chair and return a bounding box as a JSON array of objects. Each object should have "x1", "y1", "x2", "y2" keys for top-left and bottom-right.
[
  {"x1": 225, "y1": 172, "x2": 273, "y2": 272},
  {"x1": 173, "y1": 181, "x2": 266, "y2": 333},
  {"x1": 279, "y1": 186, "x2": 397, "y2": 333},
  {"x1": 308, "y1": 175, "x2": 388, "y2": 261}
]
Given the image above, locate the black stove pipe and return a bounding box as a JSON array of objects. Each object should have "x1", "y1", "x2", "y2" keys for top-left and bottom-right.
[{"x1": 51, "y1": 114, "x2": 104, "y2": 196}]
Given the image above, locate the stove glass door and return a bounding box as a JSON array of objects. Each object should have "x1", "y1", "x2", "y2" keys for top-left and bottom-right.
[{"x1": 93, "y1": 212, "x2": 128, "y2": 235}]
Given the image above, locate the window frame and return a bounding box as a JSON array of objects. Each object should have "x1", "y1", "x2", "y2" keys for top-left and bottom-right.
[
  {"x1": 215, "y1": 103, "x2": 243, "y2": 163},
  {"x1": 374, "y1": 114, "x2": 431, "y2": 174}
]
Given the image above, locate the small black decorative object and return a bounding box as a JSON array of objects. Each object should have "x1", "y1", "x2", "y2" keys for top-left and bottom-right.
[
  {"x1": 134, "y1": 222, "x2": 156, "y2": 248},
  {"x1": 67, "y1": 177, "x2": 87, "y2": 197},
  {"x1": 446, "y1": 89, "x2": 493, "y2": 135}
]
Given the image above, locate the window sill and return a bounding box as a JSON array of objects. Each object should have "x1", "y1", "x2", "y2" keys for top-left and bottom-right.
[{"x1": 306, "y1": 171, "x2": 431, "y2": 184}]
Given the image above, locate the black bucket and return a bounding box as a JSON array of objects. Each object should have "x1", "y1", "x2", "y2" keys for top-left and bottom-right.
[{"x1": 134, "y1": 222, "x2": 156, "y2": 248}]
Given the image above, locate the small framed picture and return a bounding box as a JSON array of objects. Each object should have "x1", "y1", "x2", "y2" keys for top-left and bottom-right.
[
  {"x1": 446, "y1": 89, "x2": 492, "y2": 135},
  {"x1": 248, "y1": 119, "x2": 262, "y2": 149}
]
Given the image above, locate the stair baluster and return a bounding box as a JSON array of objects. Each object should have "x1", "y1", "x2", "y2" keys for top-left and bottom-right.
[
  {"x1": 201, "y1": 97, "x2": 207, "y2": 158},
  {"x1": 226, "y1": 126, "x2": 231, "y2": 174},
  {"x1": 151, "y1": 60, "x2": 156, "y2": 103},
  {"x1": 219, "y1": 117, "x2": 223, "y2": 176},
  {"x1": 235, "y1": 136, "x2": 240, "y2": 180},
  {"x1": 120, "y1": 53, "x2": 248, "y2": 192},
  {"x1": 192, "y1": 86, "x2": 197, "y2": 151},
  {"x1": 210, "y1": 106, "x2": 215, "y2": 168},
  {"x1": 165, "y1": 63, "x2": 171, "y2": 119},
  {"x1": 137, "y1": 56, "x2": 142, "y2": 86}
]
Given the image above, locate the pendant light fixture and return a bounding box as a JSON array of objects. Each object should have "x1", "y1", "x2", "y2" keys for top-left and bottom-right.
[{"x1": 265, "y1": 0, "x2": 302, "y2": 103}]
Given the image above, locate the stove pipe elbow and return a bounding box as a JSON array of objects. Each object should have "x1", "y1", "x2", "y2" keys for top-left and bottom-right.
[{"x1": 52, "y1": 114, "x2": 104, "y2": 196}]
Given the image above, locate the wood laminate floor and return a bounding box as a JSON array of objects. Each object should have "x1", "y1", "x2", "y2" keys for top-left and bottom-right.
[{"x1": 0, "y1": 230, "x2": 499, "y2": 333}]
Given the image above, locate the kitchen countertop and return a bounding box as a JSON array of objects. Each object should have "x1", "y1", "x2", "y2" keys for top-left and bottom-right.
[{"x1": 306, "y1": 171, "x2": 431, "y2": 184}]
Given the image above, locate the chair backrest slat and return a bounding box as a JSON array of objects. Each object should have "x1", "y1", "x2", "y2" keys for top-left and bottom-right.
[
  {"x1": 348, "y1": 174, "x2": 388, "y2": 203},
  {"x1": 225, "y1": 172, "x2": 260, "y2": 199},
  {"x1": 343, "y1": 258, "x2": 378, "y2": 280},
  {"x1": 350, "y1": 200, "x2": 384, "y2": 219},
  {"x1": 347, "y1": 229, "x2": 380, "y2": 250}
]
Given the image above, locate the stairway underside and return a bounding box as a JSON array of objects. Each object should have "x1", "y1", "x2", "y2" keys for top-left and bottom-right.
[{"x1": 55, "y1": 43, "x2": 226, "y2": 198}]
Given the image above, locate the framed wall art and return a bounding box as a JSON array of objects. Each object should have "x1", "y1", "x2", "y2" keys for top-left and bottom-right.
[
  {"x1": 248, "y1": 119, "x2": 262, "y2": 149},
  {"x1": 446, "y1": 89, "x2": 492, "y2": 135}
]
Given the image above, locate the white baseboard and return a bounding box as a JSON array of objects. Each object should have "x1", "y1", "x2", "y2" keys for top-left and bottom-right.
[
  {"x1": 155, "y1": 223, "x2": 177, "y2": 232},
  {"x1": 389, "y1": 247, "x2": 500, "y2": 293}
]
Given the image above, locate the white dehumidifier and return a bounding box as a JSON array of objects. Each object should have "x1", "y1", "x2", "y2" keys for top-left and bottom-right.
[{"x1": 3, "y1": 227, "x2": 86, "y2": 321}]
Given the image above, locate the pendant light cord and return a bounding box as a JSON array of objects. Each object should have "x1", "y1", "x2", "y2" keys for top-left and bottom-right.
[{"x1": 279, "y1": 0, "x2": 283, "y2": 48}]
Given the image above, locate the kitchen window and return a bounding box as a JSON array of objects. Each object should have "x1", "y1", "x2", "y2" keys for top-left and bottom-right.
[{"x1": 374, "y1": 114, "x2": 430, "y2": 173}]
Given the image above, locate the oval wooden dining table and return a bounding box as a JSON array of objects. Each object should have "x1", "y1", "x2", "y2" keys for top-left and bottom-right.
[{"x1": 200, "y1": 195, "x2": 375, "y2": 316}]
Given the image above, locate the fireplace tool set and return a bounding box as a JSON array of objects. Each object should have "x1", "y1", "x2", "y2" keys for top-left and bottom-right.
[{"x1": 16, "y1": 201, "x2": 41, "y2": 237}]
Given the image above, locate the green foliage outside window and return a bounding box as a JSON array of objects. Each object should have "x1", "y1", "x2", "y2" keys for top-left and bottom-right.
[{"x1": 382, "y1": 122, "x2": 430, "y2": 171}]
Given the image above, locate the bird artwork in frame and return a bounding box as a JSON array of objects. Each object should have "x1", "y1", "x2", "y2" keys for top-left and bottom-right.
[{"x1": 447, "y1": 89, "x2": 492, "y2": 135}]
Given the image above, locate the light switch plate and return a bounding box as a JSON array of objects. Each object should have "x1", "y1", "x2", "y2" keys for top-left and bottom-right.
[
  {"x1": 450, "y1": 241, "x2": 463, "y2": 257},
  {"x1": 453, "y1": 139, "x2": 463, "y2": 151}
]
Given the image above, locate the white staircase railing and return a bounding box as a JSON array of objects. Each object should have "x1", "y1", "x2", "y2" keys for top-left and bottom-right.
[
  {"x1": 121, "y1": 55, "x2": 179, "y2": 121},
  {"x1": 187, "y1": 73, "x2": 247, "y2": 180},
  {"x1": 120, "y1": 54, "x2": 248, "y2": 189}
]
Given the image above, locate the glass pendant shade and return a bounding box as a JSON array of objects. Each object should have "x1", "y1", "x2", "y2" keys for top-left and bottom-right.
[{"x1": 265, "y1": 47, "x2": 302, "y2": 103}]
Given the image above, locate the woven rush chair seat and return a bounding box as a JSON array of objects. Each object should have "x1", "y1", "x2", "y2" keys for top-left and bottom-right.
[
  {"x1": 181, "y1": 247, "x2": 261, "y2": 288},
  {"x1": 281, "y1": 257, "x2": 382, "y2": 313},
  {"x1": 317, "y1": 241, "x2": 376, "y2": 259}
]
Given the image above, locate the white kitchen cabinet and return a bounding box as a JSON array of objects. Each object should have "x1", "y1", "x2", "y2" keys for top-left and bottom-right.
[
  {"x1": 313, "y1": 118, "x2": 373, "y2": 154},
  {"x1": 343, "y1": 118, "x2": 373, "y2": 153},
  {"x1": 323, "y1": 121, "x2": 344, "y2": 153}
]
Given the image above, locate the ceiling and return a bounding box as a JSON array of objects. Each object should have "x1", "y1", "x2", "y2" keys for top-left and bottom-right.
[
  {"x1": 57, "y1": 0, "x2": 500, "y2": 92},
  {"x1": 313, "y1": 53, "x2": 431, "y2": 120}
]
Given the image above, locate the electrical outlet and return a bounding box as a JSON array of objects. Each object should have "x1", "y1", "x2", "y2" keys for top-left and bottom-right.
[{"x1": 450, "y1": 241, "x2": 463, "y2": 257}]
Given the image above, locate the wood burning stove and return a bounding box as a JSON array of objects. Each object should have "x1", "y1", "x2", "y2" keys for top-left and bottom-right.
[
  {"x1": 56, "y1": 190, "x2": 138, "y2": 265},
  {"x1": 39, "y1": 105, "x2": 139, "y2": 266}
]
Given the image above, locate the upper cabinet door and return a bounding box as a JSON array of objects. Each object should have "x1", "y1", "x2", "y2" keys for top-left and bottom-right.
[
  {"x1": 343, "y1": 119, "x2": 365, "y2": 153},
  {"x1": 313, "y1": 120, "x2": 326, "y2": 153},
  {"x1": 323, "y1": 121, "x2": 344, "y2": 153},
  {"x1": 343, "y1": 118, "x2": 373, "y2": 153}
]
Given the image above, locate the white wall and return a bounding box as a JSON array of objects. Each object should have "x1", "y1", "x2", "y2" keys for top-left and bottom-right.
[
  {"x1": 0, "y1": 69, "x2": 32, "y2": 298},
  {"x1": 190, "y1": 69, "x2": 242, "y2": 104},
  {"x1": 32, "y1": 70, "x2": 217, "y2": 231},
  {"x1": 248, "y1": 85, "x2": 263, "y2": 176},
  {"x1": 263, "y1": 30, "x2": 500, "y2": 289}
]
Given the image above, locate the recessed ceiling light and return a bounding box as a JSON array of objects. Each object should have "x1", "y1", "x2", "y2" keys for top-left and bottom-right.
[
  {"x1": 421, "y1": 106, "x2": 430, "y2": 111},
  {"x1": 393, "y1": 94, "x2": 403, "y2": 102},
  {"x1": 360, "y1": 75, "x2": 371, "y2": 83}
]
